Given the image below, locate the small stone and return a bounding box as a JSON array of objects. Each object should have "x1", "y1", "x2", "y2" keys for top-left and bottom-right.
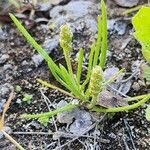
[
  {"x1": 114, "y1": 0, "x2": 139, "y2": 8},
  {"x1": 16, "y1": 99, "x2": 22, "y2": 104},
  {"x1": 114, "y1": 20, "x2": 127, "y2": 35},
  {"x1": 0, "y1": 83, "x2": 13, "y2": 98},
  {"x1": 0, "y1": 54, "x2": 9, "y2": 64},
  {"x1": 22, "y1": 60, "x2": 29, "y2": 66},
  {"x1": 3, "y1": 64, "x2": 13, "y2": 71},
  {"x1": 107, "y1": 19, "x2": 127, "y2": 35}
]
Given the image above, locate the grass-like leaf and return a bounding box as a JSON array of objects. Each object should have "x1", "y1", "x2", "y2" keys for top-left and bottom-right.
[
  {"x1": 9, "y1": 13, "x2": 61, "y2": 75},
  {"x1": 99, "y1": 0, "x2": 108, "y2": 68},
  {"x1": 82, "y1": 43, "x2": 95, "y2": 89},
  {"x1": 77, "y1": 48, "x2": 84, "y2": 84},
  {"x1": 93, "y1": 15, "x2": 102, "y2": 67}
]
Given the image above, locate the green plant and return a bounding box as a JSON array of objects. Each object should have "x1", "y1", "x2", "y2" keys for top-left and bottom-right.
[
  {"x1": 145, "y1": 105, "x2": 150, "y2": 121},
  {"x1": 22, "y1": 94, "x2": 33, "y2": 104},
  {"x1": 9, "y1": 0, "x2": 150, "y2": 123},
  {"x1": 15, "y1": 85, "x2": 22, "y2": 93},
  {"x1": 132, "y1": 6, "x2": 150, "y2": 122}
]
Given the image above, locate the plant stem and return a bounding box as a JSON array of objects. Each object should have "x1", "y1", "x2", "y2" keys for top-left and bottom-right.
[
  {"x1": 104, "y1": 68, "x2": 125, "y2": 85},
  {"x1": 99, "y1": 0, "x2": 107, "y2": 68},
  {"x1": 21, "y1": 103, "x2": 79, "y2": 119},
  {"x1": 77, "y1": 48, "x2": 84, "y2": 84},
  {"x1": 92, "y1": 94, "x2": 150, "y2": 112},
  {"x1": 88, "y1": 95, "x2": 97, "y2": 109},
  {"x1": 122, "y1": 4, "x2": 148, "y2": 16},
  {"x1": 1, "y1": 130, "x2": 25, "y2": 150},
  {"x1": 82, "y1": 43, "x2": 95, "y2": 90},
  {"x1": 37, "y1": 79, "x2": 74, "y2": 98},
  {"x1": 93, "y1": 15, "x2": 102, "y2": 67},
  {"x1": 126, "y1": 94, "x2": 148, "y2": 102},
  {"x1": 64, "y1": 50, "x2": 74, "y2": 79}
]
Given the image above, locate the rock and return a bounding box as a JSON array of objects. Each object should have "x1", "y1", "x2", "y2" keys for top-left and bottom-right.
[
  {"x1": 114, "y1": 0, "x2": 139, "y2": 8},
  {"x1": 0, "y1": 54, "x2": 9, "y2": 64},
  {"x1": 0, "y1": 83, "x2": 13, "y2": 98},
  {"x1": 114, "y1": 20, "x2": 127, "y2": 35},
  {"x1": 108, "y1": 19, "x2": 127, "y2": 35},
  {"x1": 32, "y1": 38, "x2": 58, "y2": 66},
  {"x1": 3, "y1": 64, "x2": 13, "y2": 71},
  {"x1": 49, "y1": 1, "x2": 98, "y2": 33}
]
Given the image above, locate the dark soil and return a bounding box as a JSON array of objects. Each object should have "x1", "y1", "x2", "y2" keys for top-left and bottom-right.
[{"x1": 0, "y1": 0, "x2": 150, "y2": 150}]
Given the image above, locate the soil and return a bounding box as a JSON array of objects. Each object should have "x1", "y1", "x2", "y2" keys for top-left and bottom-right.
[{"x1": 0, "y1": 0, "x2": 150, "y2": 150}]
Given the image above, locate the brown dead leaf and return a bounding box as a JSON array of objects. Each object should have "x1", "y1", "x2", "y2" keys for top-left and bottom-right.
[{"x1": 96, "y1": 90, "x2": 128, "y2": 108}]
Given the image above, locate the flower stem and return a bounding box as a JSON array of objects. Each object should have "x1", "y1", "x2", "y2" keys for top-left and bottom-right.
[
  {"x1": 20, "y1": 103, "x2": 79, "y2": 119},
  {"x1": 92, "y1": 94, "x2": 150, "y2": 112}
]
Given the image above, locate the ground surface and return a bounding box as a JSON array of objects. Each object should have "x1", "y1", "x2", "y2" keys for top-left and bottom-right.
[{"x1": 0, "y1": 0, "x2": 150, "y2": 150}]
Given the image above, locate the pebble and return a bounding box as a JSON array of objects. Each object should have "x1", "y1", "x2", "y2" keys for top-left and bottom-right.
[
  {"x1": 3, "y1": 64, "x2": 13, "y2": 71},
  {"x1": 0, "y1": 54, "x2": 9, "y2": 64},
  {"x1": 108, "y1": 19, "x2": 127, "y2": 35},
  {"x1": 16, "y1": 99, "x2": 22, "y2": 104},
  {"x1": 0, "y1": 83, "x2": 13, "y2": 98},
  {"x1": 114, "y1": 0, "x2": 139, "y2": 8}
]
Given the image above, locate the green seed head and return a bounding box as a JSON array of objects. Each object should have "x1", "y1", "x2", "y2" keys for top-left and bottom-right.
[
  {"x1": 89, "y1": 66, "x2": 104, "y2": 96},
  {"x1": 59, "y1": 24, "x2": 73, "y2": 51}
]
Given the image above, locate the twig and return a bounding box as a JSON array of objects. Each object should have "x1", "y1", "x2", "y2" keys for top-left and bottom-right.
[
  {"x1": 12, "y1": 131, "x2": 53, "y2": 135},
  {"x1": 123, "y1": 119, "x2": 137, "y2": 150},
  {"x1": 40, "y1": 89, "x2": 61, "y2": 150}
]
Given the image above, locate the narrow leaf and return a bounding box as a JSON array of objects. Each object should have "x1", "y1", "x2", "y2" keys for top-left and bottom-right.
[
  {"x1": 99, "y1": 0, "x2": 108, "y2": 68},
  {"x1": 77, "y1": 48, "x2": 84, "y2": 84},
  {"x1": 93, "y1": 15, "x2": 102, "y2": 67}
]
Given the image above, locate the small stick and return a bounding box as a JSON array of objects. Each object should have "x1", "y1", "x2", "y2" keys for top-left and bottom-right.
[{"x1": 2, "y1": 130, "x2": 25, "y2": 150}]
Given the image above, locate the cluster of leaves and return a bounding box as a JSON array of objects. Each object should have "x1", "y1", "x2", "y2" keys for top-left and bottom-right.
[
  {"x1": 22, "y1": 94, "x2": 33, "y2": 104},
  {"x1": 9, "y1": 0, "x2": 150, "y2": 125},
  {"x1": 132, "y1": 6, "x2": 150, "y2": 121}
]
